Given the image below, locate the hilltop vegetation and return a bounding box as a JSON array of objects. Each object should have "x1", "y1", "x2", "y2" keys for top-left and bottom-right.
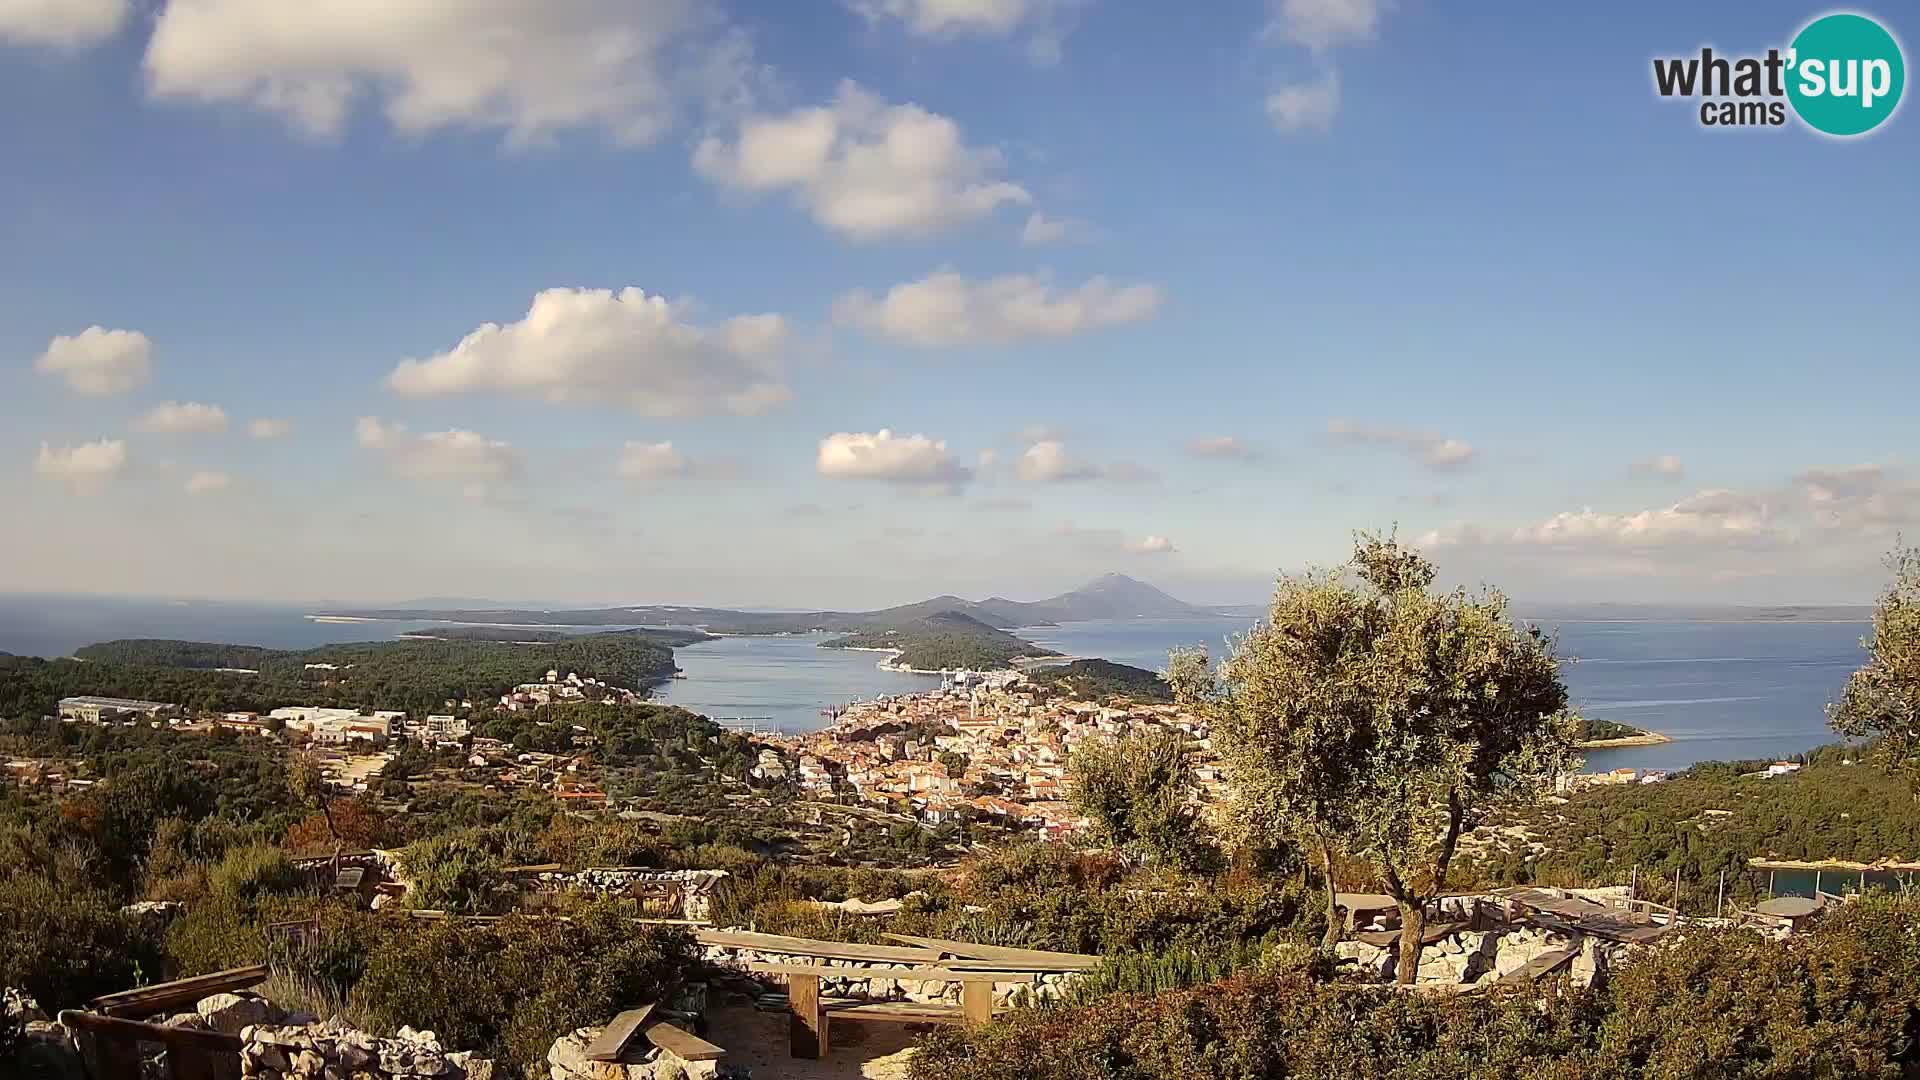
[
  {"x1": 1027, "y1": 659, "x2": 1173, "y2": 703},
  {"x1": 0, "y1": 633, "x2": 679, "y2": 718},
  {"x1": 821, "y1": 611, "x2": 1057, "y2": 671}
]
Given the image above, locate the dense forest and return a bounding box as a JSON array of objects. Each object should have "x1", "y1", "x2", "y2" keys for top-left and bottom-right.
[
  {"x1": 820, "y1": 611, "x2": 1058, "y2": 670},
  {"x1": 1573, "y1": 716, "x2": 1660, "y2": 743},
  {"x1": 0, "y1": 633, "x2": 680, "y2": 718}
]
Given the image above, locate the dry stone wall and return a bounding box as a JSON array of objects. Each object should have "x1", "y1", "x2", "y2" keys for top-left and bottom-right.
[
  {"x1": 702, "y1": 941, "x2": 1077, "y2": 1006},
  {"x1": 239, "y1": 1022, "x2": 495, "y2": 1080}
]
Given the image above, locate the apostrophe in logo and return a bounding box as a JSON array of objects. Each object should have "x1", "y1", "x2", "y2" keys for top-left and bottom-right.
[
  {"x1": 1651, "y1": 10, "x2": 1905, "y2": 137},
  {"x1": 1786, "y1": 13, "x2": 1904, "y2": 136}
]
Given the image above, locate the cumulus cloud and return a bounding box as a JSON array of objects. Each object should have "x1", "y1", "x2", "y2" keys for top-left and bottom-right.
[
  {"x1": 1265, "y1": 0, "x2": 1383, "y2": 50},
  {"x1": 386, "y1": 287, "x2": 789, "y2": 417},
  {"x1": 846, "y1": 0, "x2": 1084, "y2": 63},
  {"x1": 34, "y1": 327, "x2": 152, "y2": 396},
  {"x1": 142, "y1": 0, "x2": 752, "y2": 145},
  {"x1": 1187, "y1": 435, "x2": 1259, "y2": 461},
  {"x1": 1630, "y1": 454, "x2": 1686, "y2": 479},
  {"x1": 185, "y1": 470, "x2": 232, "y2": 495},
  {"x1": 616, "y1": 440, "x2": 692, "y2": 483},
  {"x1": 1128, "y1": 534, "x2": 1176, "y2": 554},
  {"x1": 1018, "y1": 211, "x2": 1085, "y2": 247},
  {"x1": 1265, "y1": 70, "x2": 1339, "y2": 133},
  {"x1": 834, "y1": 270, "x2": 1162, "y2": 347},
  {"x1": 356, "y1": 417, "x2": 522, "y2": 498},
  {"x1": 0, "y1": 0, "x2": 128, "y2": 48},
  {"x1": 817, "y1": 429, "x2": 972, "y2": 492},
  {"x1": 1014, "y1": 440, "x2": 1155, "y2": 484},
  {"x1": 1325, "y1": 418, "x2": 1475, "y2": 470},
  {"x1": 248, "y1": 417, "x2": 294, "y2": 439},
  {"x1": 1420, "y1": 489, "x2": 1781, "y2": 552},
  {"x1": 694, "y1": 80, "x2": 1030, "y2": 240},
  {"x1": 135, "y1": 401, "x2": 229, "y2": 435},
  {"x1": 34, "y1": 439, "x2": 127, "y2": 495},
  {"x1": 1260, "y1": 0, "x2": 1385, "y2": 133}
]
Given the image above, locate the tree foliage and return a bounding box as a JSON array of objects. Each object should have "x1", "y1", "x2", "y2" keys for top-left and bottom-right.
[
  {"x1": 1831, "y1": 543, "x2": 1920, "y2": 783},
  {"x1": 1067, "y1": 731, "x2": 1215, "y2": 871},
  {"x1": 1181, "y1": 534, "x2": 1580, "y2": 980}
]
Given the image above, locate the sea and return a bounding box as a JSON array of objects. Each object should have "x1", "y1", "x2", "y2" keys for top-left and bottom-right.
[{"x1": 0, "y1": 595, "x2": 1870, "y2": 772}]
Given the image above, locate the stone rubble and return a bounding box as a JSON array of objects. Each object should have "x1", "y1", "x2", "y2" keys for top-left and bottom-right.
[
  {"x1": 701, "y1": 939, "x2": 1077, "y2": 1006},
  {"x1": 547, "y1": 1025, "x2": 720, "y2": 1080},
  {"x1": 1333, "y1": 924, "x2": 1627, "y2": 989},
  {"x1": 237, "y1": 1019, "x2": 495, "y2": 1080}
]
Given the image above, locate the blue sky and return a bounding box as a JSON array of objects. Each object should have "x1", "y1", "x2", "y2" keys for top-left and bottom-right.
[{"x1": 2, "y1": 0, "x2": 1915, "y2": 608}]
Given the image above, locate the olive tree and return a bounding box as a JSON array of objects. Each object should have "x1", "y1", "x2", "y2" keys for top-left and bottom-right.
[
  {"x1": 1831, "y1": 544, "x2": 1920, "y2": 781},
  {"x1": 1187, "y1": 534, "x2": 1580, "y2": 981},
  {"x1": 1067, "y1": 729, "x2": 1213, "y2": 871}
]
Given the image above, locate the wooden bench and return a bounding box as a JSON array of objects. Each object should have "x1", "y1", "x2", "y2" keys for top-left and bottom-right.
[
  {"x1": 747, "y1": 963, "x2": 1011, "y2": 1058},
  {"x1": 584, "y1": 1005, "x2": 728, "y2": 1069}
]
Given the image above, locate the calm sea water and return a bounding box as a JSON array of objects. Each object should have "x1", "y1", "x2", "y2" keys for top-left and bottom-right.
[
  {"x1": 1021, "y1": 615, "x2": 1870, "y2": 772},
  {"x1": 0, "y1": 597, "x2": 1870, "y2": 771},
  {"x1": 651, "y1": 634, "x2": 941, "y2": 734}
]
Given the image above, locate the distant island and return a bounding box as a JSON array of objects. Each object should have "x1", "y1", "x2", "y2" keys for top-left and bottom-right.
[
  {"x1": 317, "y1": 572, "x2": 1210, "y2": 673},
  {"x1": 1574, "y1": 716, "x2": 1673, "y2": 749},
  {"x1": 819, "y1": 611, "x2": 1057, "y2": 672}
]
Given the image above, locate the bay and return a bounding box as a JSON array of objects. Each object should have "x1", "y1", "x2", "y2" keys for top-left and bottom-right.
[
  {"x1": 1019, "y1": 615, "x2": 1871, "y2": 772},
  {"x1": 0, "y1": 596, "x2": 1873, "y2": 771}
]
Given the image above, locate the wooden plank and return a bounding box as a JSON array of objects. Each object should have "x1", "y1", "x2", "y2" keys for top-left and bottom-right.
[
  {"x1": 1496, "y1": 947, "x2": 1578, "y2": 985},
  {"x1": 90, "y1": 965, "x2": 270, "y2": 1019},
  {"x1": 60, "y1": 1011, "x2": 246, "y2": 1054},
  {"x1": 961, "y1": 981, "x2": 994, "y2": 1026},
  {"x1": 747, "y1": 963, "x2": 1009, "y2": 983},
  {"x1": 942, "y1": 958, "x2": 1099, "y2": 974},
  {"x1": 879, "y1": 934, "x2": 1098, "y2": 970},
  {"x1": 788, "y1": 974, "x2": 826, "y2": 1060},
  {"x1": 824, "y1": 1001, "x2": 966, "y2": 1024},
  {"x1": 641, "y1": 1021, "x2": 726, "y2": 1063},
  {"x1": 697, "y1": 929, "x2": 940, "y2": 964},
  {"x1": 583, "y1": 1004, "x2": 655, "y2": 1062}
]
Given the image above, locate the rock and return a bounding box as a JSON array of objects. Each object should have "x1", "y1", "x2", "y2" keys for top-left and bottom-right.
[
  {"x1": 3, "y1": 987, "x2": 48, "y2": 1022},
  {"x1": 199, "y1": 992, "x2": 271, "y2": 1034},
  {"x1": 291, "y1": 1048, "x2": 327, "y2": 1077},
  {"x1": 548, "y1": 1027, "x2": 598, "y2": 1079}
]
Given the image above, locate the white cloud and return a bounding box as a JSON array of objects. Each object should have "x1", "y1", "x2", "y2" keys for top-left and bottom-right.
[
  {"x1": 1016, "y1": 440, "x2": 1099, "y2": 483},
  {"x1": 1265, "y1": 70, "x2": 1339, "y2": 133},
  {"x1": 617, "y1": 440, "x2": 690, "y2": 483},
  {"x1": 1325, "y1": 418, "x2": 1475, "y2": 470},
  {"x1": 1795, "y1": 464, "x2": 1920, "y2": 530},
  {"x1": 1187, "y1": 435, "x2": 1259, "y2": 461},
  {"x1": 386, "y1": 287, "x2": 789, "y2": 417},
  {"x1": 817, "y1": 429, "x2": 972, "y2": 492},
  {"x1": 34, "y1": 326, "x2": 152, "y2": 396},
  {"x1": 835, "y1": 270, "x2": 1162, "y2": 347},
  {"x1": 135, "y1": 401, "x2": 230, "y2": 435},
  {"x1": 143, "y1": 0, "x2": 751, "y2": 145},
  {"x1": 1630, "y1": 454, "x2": 1686, "y2": 479},
  {"x1": 0, "y1": 0, "x2": 128, "y2": 48},
  {"x1": 1014, "y1": 440, "x2": 1155, "y2": 485},
  {"x1": 185, "y1": 470, "x2": 232, "y2": 495},
  {"x1": 1421, "y1": 489, "x2": 1781, "y2": 551},
  {"x1": 356, "y1": 417, "x2": 522, "y2": 497},
  {"x1": 1056, "y1": 522, "x2": 1178, "y2": 556},
  {"x1": 248, "y1": 417, "x2": 294, "y2": 439},
  {"x1": 1266, "y1": 0, "x2": 1383, "y2": 50},
  {"x1": 1018, "y1": 211, "x2": 1085, "y2": 247},
  {"x1": 846, "y1": 0, "x2": 1083, "y2": 64},
  {"x1": 694, "y1": 80, "x2": 1030, "y2": 240},
  {"x1": 34, "y1": 439, "x2": 127, "y2": 495}
]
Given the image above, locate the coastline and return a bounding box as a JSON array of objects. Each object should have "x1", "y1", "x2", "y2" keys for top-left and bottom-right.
[{"x1": 1577, "y1": 732, "x2": 1674, "y2": 749}]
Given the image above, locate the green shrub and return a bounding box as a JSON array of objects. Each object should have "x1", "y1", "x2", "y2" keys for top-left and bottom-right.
[
  {"x1": 0, "y1": 875, "x2": 159, "y2": 1010},
  {"x1": 207, "y1": 843, "x2": 306, "y2": 905},
  {"x1": 351, "y1": 902, "x2": 694, "y2": 1077},
  {"x1": 400, "y1": 831, "x2": 512, "y2": 913}
]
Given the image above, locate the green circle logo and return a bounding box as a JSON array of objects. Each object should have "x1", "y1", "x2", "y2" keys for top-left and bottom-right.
[{"x1": 1787, "y1": 13, "x2": 1905, "y2": 136}]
